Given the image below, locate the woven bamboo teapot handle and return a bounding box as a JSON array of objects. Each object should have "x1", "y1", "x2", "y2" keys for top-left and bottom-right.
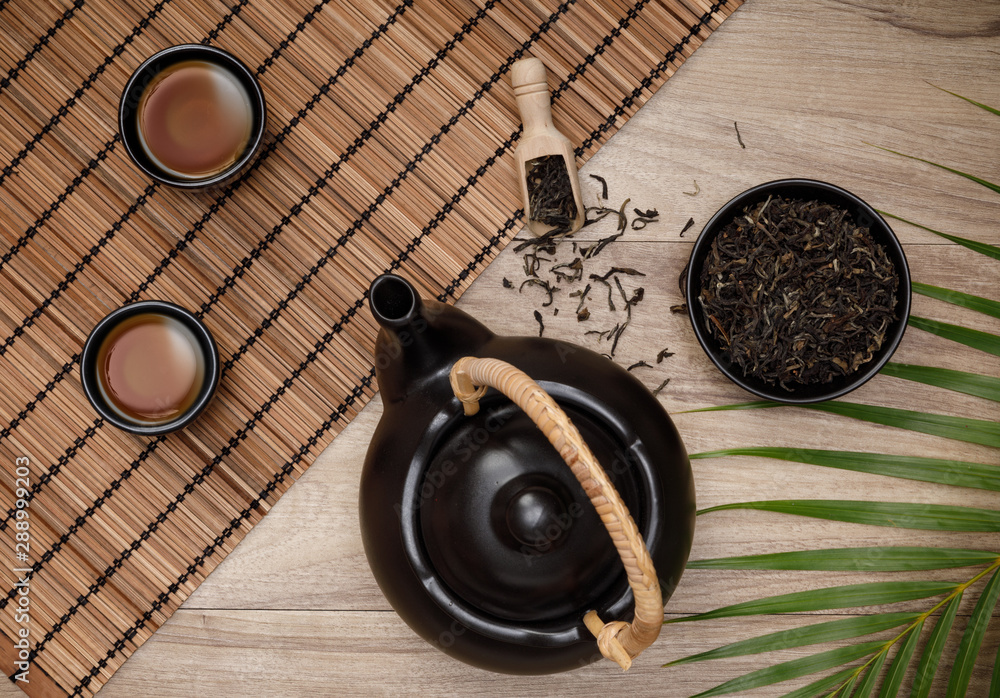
[{"x1": 449, "y1": 356, "x2": 662, "y2": 671}]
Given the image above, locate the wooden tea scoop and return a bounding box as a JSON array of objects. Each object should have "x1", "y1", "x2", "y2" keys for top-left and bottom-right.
[{"x1": 511, "y1": 57, "x2": 585, "y2": 237}]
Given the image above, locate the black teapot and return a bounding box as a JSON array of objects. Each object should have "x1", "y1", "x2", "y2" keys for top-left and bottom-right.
[{"x1": 359, "y1": 274, "x2": 695, "y2": 674}]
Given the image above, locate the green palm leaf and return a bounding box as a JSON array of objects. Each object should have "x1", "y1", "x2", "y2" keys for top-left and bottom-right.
[
  {"x1": 881, "y1": 363, "x2": 1000, "y2": 402},
  {"x1": 947, "y1": 567, "x2": 1000, "y2": 697},
  {"x1": 689, "y1": 447, "x2": 1000, "y2": 491},
  {"x1": 664, "y1": 613, "x2": 919, "y2": 667},
  {"x1": 879, "y1": 619, "x2": 922, "y2": 697},
  {"x1": 912, "y1": 282, "x2": 1000, "y2": 319},
  {"x1": 698, "y1": 500, "x2": 1000, "y2": 532},
  {"x1": 836, "y1": 671, "x2": 860, "y2": 697},
  {"x1": 853, "y1": 649, "x2": 888, "y2": 698},
  {"x1": 928, "y1": 84, "x2": 1000, "y2": 118},
  {"x1": 909, "y1": 315, "x2": 1000, "y2": 356},
  {"x1": 689, "y1": 401, "x2": 1000, "y2": 448},
  {"x1": 912, "y1": 592, "x2": 963, "y2": 698},
  {"x1": 990, "y1": 638, "x2": 1000, "y2": 698},
  {"x1": 876, "y1": 211, "x2": 1000, "y2": 260},
  {"x1": 780, "y1": 666, "x2": 859, "y2": 698},
  {"x1": 666, "y1": 582, "x2": 956, "y2": 624},
  {"x1": 688, "y1": 548, "x2": 999, "y2": 572},
  {"x1": 868, "y1": 143, "x2": 1000, "y2": 195},
  {"x1": 692, "y1": 641, "x2": 886, "y2": 697}
]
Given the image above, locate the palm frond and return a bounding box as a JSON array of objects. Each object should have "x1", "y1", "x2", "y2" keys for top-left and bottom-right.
[
  {"x1": 688, "y1": 547, "x2": 999, "y2": 571},
  {"x1": 927, "y1": 83, "x2": 1000, "y2": 117},
  {"x1": 877, "y1": 210, "x2": 1000, "y2": 260},
  {"x1": 691, "y1": 641, "x2": 886, "y2": 697},
  {"x1": 666, "y1": 581, "x2": 957, "y2": 624},
  {"x1": 881, "y1": 363, "x2": 1000, "y2": 402},
  {"x1": 913, "y1": 281, "x2": 1000, "y2": 319},
  {"x1": 697, "y1": 500, "x2": 1000, "y2": 531},
  {"x1": 881, "y1": 619, "x2": 923, "y2": 697},
  {"x1": 909, "y1": 315, "x2": 1000, "y2": 356},
  {"x1": 689, "y1": 447, "x2": 1000, "y2": 491},
  {"x1": 780, "y1": 666, "x2": 859, "y2": 698},
  {"x1": 947, "y1": 567, "x2": 1000, "y2": 697},
  {"x1": 688, "y1": 400, "x2": 1000, "y2": 448},
  {"x1": 866, "y1": 143, "x2": 1000, "y2": 195},
  {"x1": 911, "y1": 592, "x2": 963, "y2": 698},
  {"x1": 664, "y1": 613, "x2": 919, "y2": 667},
  {"x1": 851, "y1": 649, "x2": 888, "y2": 698}
]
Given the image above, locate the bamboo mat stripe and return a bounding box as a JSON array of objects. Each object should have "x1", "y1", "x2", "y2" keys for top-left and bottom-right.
[{"x1": 0, "y1": 0, "x2": 740, "y2": 694}]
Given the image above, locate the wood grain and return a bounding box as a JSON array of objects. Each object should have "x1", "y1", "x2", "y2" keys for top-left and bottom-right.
[{"x1": 4, "y1": 0, "x2": 1000, "y2": 695}]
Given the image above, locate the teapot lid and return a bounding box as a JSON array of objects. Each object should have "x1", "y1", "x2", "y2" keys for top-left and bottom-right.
[{"x1": 413, "y1": 392, "x2": 644, "y2": 627}]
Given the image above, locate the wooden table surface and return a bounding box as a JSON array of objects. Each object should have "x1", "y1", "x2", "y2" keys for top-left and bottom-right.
[{"x1": 6, "y1": 0, "x2": 999, "y2": 695}]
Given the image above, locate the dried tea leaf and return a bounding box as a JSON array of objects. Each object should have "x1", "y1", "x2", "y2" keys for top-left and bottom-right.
[
  {"x1": 589, "y1": 173, "x2": 609, "y2": 199},
  {"x1": 519, "y1": 278, "x2": 557, "y2": 307}
]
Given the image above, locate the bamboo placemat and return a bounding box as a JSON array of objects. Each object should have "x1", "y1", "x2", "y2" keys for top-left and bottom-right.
[{"x1": 0, "y1": 0, "x2": 739, "y2": 694}]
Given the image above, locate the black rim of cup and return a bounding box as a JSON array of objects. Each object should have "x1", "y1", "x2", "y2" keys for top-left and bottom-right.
[
  {"x1": 685, "y1": 178, "x2": 912, "y2": 404},
  {"x1": 118, "y1": 44, "x2": 267, "y2": 188},
  {"x1": 80, "y1": 301, "x2": 220, "y2": 435}
]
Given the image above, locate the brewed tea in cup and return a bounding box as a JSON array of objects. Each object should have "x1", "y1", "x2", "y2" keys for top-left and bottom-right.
[
  {"x1": 81, "y1": 301, "x2": 220, "y2": 435},
  {"x1": 136, "y1": 60, "x2": 253, "y2": 181},
  {"x1": 119, "y1": 45, "x2": 266, "y2": 188}
]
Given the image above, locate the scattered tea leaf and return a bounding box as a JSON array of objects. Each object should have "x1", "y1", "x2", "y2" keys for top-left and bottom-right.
[
  {"x1": 680, "y1": 217, "x2": 695, "y2": 236},
  {"x1": 653, "y1": 378, "x2": 670, "y2": 396},
  {"x1": 519, "y1": 277, "x2": 557, "y2": 306},
  {"x1": 522, "y1": 252, "x2": 551, "y2": 277},
  {"x1": 502, "y1": 277, "x2": 513, "y2": 289},
  {"x1": 577, "y1": 307, "x2": 590, "y2": 322},
  {"x1": 734, "y1": 120, "x2": 745, "y2": 148},
  {"x1": 670, "y1": 304, "x2": 687, "y2": 314},
  {"x1": 585, "y1": 327, "x2": 613, "y2": 340},
  {"x1": 589, "y1": 173, "x2": 608, "y2": 199},
  {"x1": 617, "y1": 197, "x2": 631, "y2": 231},
  {"x1": 656, "y1": 348, "x2": 674, "y2": 363},
  {"x1": 634, "y1": 207, "x2": 658, "y2": 218},
  {"x1": 591, "y1": 267, "x2": 646, "y2": 281},
  {"x1": 580, "y1": 232, "x2": 623, "y2": 259},
  {"x1": 570, "y1": 284, "x2": 592, "y2": 313},
  {"x1": 533, "y1": 309, "x2": 544, "y2": 337},
  {"x1": 684, "y1": 179, "x2": 700, "y2": 196},
  {"x1": 627, "y1": 360, "x2": 652, "y2": 371},
  {"x1": 550, "y1": 258, "x2": 583, "y2": 282},
  {"x1": 513, "y1": 225, "x2": 575, "y2": 252}
]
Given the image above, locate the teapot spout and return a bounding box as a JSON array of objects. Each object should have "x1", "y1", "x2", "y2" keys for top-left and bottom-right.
[
  {"x1": 368, "y1": 274, "x2": 493, "y2": 406},
  {"x1": 370, "y1": 274, "x2": 422, "y2": 330}
]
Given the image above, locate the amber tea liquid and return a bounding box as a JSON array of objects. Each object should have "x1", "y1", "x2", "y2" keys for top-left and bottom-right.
[
  {"x1": 96, "y1": 313, "x2": 205, "y2": 424},
  {"x1": 137, "y1": 60, "x2": 253, "y2": 180}
]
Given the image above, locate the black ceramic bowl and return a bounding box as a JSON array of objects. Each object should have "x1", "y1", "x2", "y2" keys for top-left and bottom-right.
[
  {"x1": 80, "y1": 301, "x2": 220, "y2": 435},
  {"x1": 119, "y1": 44, "x2": 266, "y2": 188},
  {"x1": 686, "y1": 179, "x2": 911, "y2": 404}
]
